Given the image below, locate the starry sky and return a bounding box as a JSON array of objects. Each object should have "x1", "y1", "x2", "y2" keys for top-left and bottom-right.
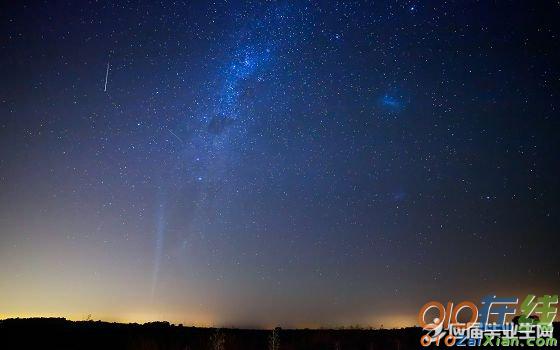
[{"x1": 0, "y1": 1, "x2": 559, "y2": 328}]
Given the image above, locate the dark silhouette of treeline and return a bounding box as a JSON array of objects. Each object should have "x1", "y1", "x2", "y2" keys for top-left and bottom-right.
[
  {"x1": 0, "y1": 318, "x2": 422, "y2": 350},
  {"x1": 1, "y1": 318, "x2": 558, "y2": 349}
]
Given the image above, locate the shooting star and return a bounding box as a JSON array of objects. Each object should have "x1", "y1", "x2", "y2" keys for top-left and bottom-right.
[
  {"x1": 168, "y1": 129, "x2": 183, "y2": 143},
  {"x1": 104, "y1": 62, "x2": 110, "y2": 92}
]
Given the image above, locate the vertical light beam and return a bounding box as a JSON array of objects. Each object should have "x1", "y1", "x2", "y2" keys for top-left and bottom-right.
[{"x1": 151, "y1": 200, "x2": 166, "y2": 297}]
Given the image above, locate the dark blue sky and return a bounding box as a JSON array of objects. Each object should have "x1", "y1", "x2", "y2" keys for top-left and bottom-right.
[{"x1": 0, "y1": 1, "x2": 558, "y2": 327}]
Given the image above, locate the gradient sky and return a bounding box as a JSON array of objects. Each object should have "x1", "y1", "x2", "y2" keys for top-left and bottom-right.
[{"x1": 0, "y1": 1, "x2": 559, "y2": 328}]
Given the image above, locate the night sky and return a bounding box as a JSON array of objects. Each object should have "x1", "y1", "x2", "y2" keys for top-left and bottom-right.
[{"x1": 1, "y1": 1, "x2": 559, "y2": 328}]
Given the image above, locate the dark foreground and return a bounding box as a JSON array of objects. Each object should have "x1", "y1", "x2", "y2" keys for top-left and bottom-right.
[
  {"x1": 1, "y1": 318, "x2": 421, "y2": 350},
  {"x1": 2, "y1": 318, "x2": 558, "y2": 349}
]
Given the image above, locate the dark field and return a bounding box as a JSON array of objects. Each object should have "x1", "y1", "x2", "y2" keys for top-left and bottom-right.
[
  {"x1": 1, "y1": 318, "x2": 422, "y2": 350},
  {"x1": 3, "y1": 318, "x2": 559, "y2": 349}
]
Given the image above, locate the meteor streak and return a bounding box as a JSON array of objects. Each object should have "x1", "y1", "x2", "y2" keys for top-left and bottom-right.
[{"x1": 104, "y1": 62, "x2": 110, "y2": 92}]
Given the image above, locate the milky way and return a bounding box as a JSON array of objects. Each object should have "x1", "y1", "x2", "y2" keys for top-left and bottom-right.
[{"x1": 149, "y1": 4, "x2": 312, "y2": 296}]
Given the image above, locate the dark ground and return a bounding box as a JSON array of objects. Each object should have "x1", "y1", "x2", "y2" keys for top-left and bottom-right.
[
  {"x1": 1, "y1": 318, "x2": 558, "y2": 349},
  {"x1": 0, "y1": 318, "x2": 421, "y2": 350}
]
